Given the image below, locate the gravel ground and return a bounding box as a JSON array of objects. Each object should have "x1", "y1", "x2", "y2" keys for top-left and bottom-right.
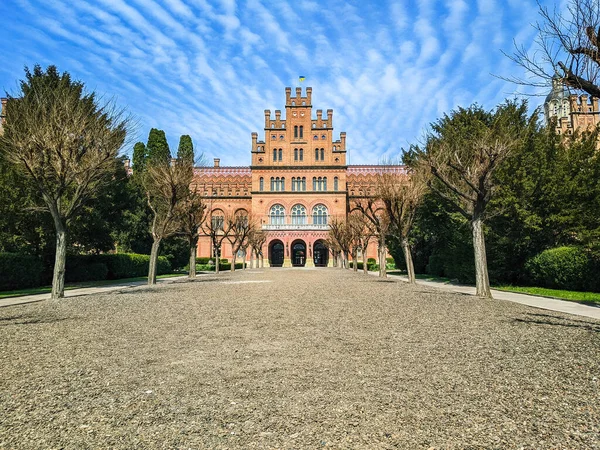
[{"x1": 1, "y1": 268, "x2": 599, "y2": 449}]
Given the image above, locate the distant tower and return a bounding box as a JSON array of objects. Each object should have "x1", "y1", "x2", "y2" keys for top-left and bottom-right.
[{"x1": 544, "y1": 76, "x2": 600, "y2": 135}]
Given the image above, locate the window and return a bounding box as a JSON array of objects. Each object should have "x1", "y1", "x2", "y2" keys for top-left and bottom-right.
[
  {"x1": 294, "y1": 126, "x2": 298, "y2": 138},
  {"x1": 270, "y1": 204, "x2": 285, "y2": 225},
  {"x1": 291, "y1": 204, "x2": 307, "y2": 225},
  {"x1": 314, "y1": 135, "x2": 318, "y2": 139},
  {"x1": 292, "y1": 177, "x2": 296, "y2": 191},
  {"x1": 320, "y1": 148, "x2": 324, "y2": 160},
  {"x1": 273, "y1": 149, "x2": 277, "y2": 162},
  {"x1": 302, "y1": 177, "x2": 306, "y2": 191},
  {"x1": 278, "y1": 148, "x2": 282, "y2": 161},
  {"x1": 211, "y1": 213, "x2": 224, "y2": 230},
  {"x1": 321, "y1": 134, "x2": 326, "y2": 139},
  {"x1": 299, "y1": 148, "x2": 303, "y2": 161},
  {"x1": 323, "y1": 177, "x2": 327, "y2": 191},
  {"x1": 294, "y1": 148, "x2": 298, "y2": 161},
  {"x1": 260, "y1": 177, "x2": 264, "y2": 191},
  {"x1": 270, "y1": 177, "x2": 275, "y2": 191},
  {"x1": 299, "y1": 126, "x2": 304, "y2": 138},
  {"x1": 334, "y1": 177, "x2": 338, "y2": 191},
  {"x1": 313, "y1": 177, "x2": 317, "y2": 191},
  {"x1": 313, "y1": 204, "x2": 328, "y2": 225},
  {"x1": 280, "y1": 177, "x2": 285, "y2": 191}
]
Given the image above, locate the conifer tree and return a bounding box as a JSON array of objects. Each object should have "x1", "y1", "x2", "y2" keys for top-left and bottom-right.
[
  {"x1": 177, "y1": 135, "x2": 194, "y2": 166},
  {"x1": 147, "y1": 128, "x2": 171, "y2": 165},
  {"x1": 132, "y1": 141, "x2": 147, "y2": 174}
]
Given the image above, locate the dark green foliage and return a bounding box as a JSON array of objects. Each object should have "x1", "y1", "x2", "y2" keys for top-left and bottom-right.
[
  {"x1": 146, "y1": 128, "x2": 171, "y2": 166},
  {"x1": 160, "y1": 236, "x2": 189, "y2": 270},
  {"x1": 177, "y1": 135, "x2": 194, "y2": 165},
  {"x1": 196, "y1": 262, "x2": 243, "y2": 271},
  {"x1": 95, "y1": 253, "x2": 171, "y2": 279},
  {"x1": 525, "y1": 247, "x2": 597, "y2": 292},
  {"x1": 367, "y1": 258, "x2": 376, "y2": 264},
  {"x1": 196, "y1": 257, "x2": 213, "y2": 264},
  {"x1": 65, "y1": 261, "x2": 108, "y2": 283},
  {"x1": 0, "y1": 253, "x2": 43, "y2": 290},
  {"x1": 132, "y1": 142, "x2": 147, "y2": 174}
]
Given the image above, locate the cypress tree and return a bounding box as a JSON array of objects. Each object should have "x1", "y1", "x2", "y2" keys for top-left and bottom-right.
[
  {"x1": 146, "y1": 128, "x2": 171, "y2": 166},
  {"x1": 177, "y1": 135, "x2": 194, "y2": 166},
  {"x1": 132, "y1": 141, "x2": 147, "y2": 174}
]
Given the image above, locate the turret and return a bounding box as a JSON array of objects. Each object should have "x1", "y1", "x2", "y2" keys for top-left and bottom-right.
[
  {"x1": 264, "y1": 109, "x2": 271, "y2": 128},
  {"x1": 251, "y1": 132, "x2": 258, "y2": 152},
  {"x1": 326, "y1": 109, "x2": 333, "y2": 128}
]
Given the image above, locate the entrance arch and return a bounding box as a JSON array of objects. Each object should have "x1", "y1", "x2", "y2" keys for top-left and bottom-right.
[
  {"x1": 313, "y1": 240, "x2": 329, "y2": 267},
  {"x1": 269, "y1": 240, "x2": 284, "y2": 267},
  {"x1": 291, "y1": 239, "x2": 306, "y2": 267}
]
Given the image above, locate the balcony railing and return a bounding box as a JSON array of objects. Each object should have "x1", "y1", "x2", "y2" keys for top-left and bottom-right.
[{"x1": 262, "y1": 214, "x2": 329, "y2": 231}]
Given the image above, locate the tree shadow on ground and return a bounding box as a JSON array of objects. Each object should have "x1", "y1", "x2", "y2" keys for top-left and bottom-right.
[
  {"x1": 0, "y1": 314, "x2": 71, "y2": 326},
  {"x1": 513, "y1": 312, "x2": 600, "y2": 333}
]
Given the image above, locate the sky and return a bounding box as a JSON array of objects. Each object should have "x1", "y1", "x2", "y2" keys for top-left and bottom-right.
[{"x1": 0, "y1": 0, "x2": 554, "y2": 165}]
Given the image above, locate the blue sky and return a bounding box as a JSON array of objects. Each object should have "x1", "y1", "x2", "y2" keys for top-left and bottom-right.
[{"x1": 1, "y1": 0, "x2": 551, "y2": 165}]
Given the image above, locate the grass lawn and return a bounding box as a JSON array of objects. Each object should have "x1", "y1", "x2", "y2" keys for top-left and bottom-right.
[
  {"x1": 0, "y1": 272, "x2": 186, "y2": 299},
  {"x1": 387, "y1": 270, "x2": 600, "y2": 305}
]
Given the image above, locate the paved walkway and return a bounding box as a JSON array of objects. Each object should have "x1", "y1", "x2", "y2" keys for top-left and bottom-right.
[
  {"x1": 377, "y1": 272, "x2": 600, "y2": 320},
  {"x1": 2, "y1": 270, "x2": 599, "y2": 320},
  {"x1": 0, "y1": 275, "x2": 192, "y2": 308}
]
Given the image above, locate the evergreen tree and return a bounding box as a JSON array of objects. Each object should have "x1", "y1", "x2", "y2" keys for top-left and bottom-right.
[
  {"x1": 132, "y1": 141, "x2": 147, "y2": 174},
  {"x1": 177, "y1": 135, "x2": 194, "y2": 166},
  {"x1": 146, "y1": 128, "x2": 171, "y2": 166}
]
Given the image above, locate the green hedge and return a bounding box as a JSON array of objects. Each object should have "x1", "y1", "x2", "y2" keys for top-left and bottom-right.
[
  {"x1": 196, "y1": 257, "x2": 212, "y2": 265},
  {"x1": 349, "y1": 261, "x2": 379, "y2": 271},
  {"x1": 525, "y1": 246, "x2": 597, "y2": 292},
  {"x1": 66, "y1": 253, "x2": 171, "y2": 281},
  {"x1": 196, "y1": 262, "x2": 243, "y2": 271},
  {"x1": 0, "y1": 253, "x2": 43, "y2": 290}
]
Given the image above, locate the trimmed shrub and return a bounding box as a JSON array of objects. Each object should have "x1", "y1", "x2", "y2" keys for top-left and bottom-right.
[
  {"x1": 525, "y1": 246, "x2": 594, "y2": 291},
  {"x1": 196, "y1": 257, "x2": 212, "y2": 265},
  {"x1": 196, "y1": 262, "x2": 243, "y2": 271},
  {"x1": 0, "y1": 253, "x2": 43, "y2": 290},
  {"x1": 367, "y1": 258, "x2": 377, "y2": 264},
  {"x1": 66, "y1": 262, "x2": 108, "y2": 283}
]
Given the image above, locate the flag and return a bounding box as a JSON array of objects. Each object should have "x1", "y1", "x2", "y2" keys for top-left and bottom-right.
[{"x1": 299, "y1": 75, "x2": 306, "y2": 82}]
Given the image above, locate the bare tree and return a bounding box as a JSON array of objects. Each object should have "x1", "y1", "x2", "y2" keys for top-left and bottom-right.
[
  {"x1": 351, "y1": 196, "x2": 390, "y2": 278},
  {"x1": 347, "y1": 210, "x2": 376, "y2": 274},
  {"x1": 416, "y1": 101, "x2": 530, "y2": 298},
  {"x1": 249, "y1": 230, "x2": 267, "y2": 268},
  {"x1": 327, "y1": 217, "x2": 352, "y2": 269},
  {"x1": 226, "y1": 212, "x2": 256, "y2": 271},
  {"x1": 145, "y1": 160, "x2": 192, "y2": 284},
  {"x1": 200, "y1": 209, "x2": 233, "y2": 274},
  {"x1": 177, "y1": 184, "x2": 207, "y2": 279},
  {"x1": 0, "y1": 65, "x2": 128, "y2": 299},
  {"x1": 378, "y1": 168, "x2": 429, "y2": 284},
  {"x1": 506, "y1": 0, "x2": 600, "y2": 97}
]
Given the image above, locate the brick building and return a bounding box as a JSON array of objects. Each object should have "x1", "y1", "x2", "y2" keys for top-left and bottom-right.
[
  {"x1": 544, "y1": 77, "x2": 600, "y2": 135},
  {"x1": 194, "y1": 87, "x2": 406, "y2": 267}
]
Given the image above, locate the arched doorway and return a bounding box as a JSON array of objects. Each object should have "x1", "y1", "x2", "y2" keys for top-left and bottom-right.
[
  {"x1": 291, "y1": 240, "x2": 306, "y2": 267},
  {"x1": 269, "y1": 240, "x2": 284, "y2": 267},
  {"x1": 313, "y1": 240, "x2": 329, "y2": 267}
]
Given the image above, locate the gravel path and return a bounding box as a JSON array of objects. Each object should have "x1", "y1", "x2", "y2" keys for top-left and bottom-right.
[{"x1": 1, "y1": 268, "x2": 599, "y2": 449}]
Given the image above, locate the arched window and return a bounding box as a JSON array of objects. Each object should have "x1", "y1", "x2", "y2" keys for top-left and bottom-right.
[
  {"x1": 320, "y1": 148, "x2": 324, "y2": 160},
  {"x1": 260, "y1": 177, "x2": 264, "y2": 191},
  {"x1": 271, "y1": 124, "x2": 274, "y2": 128},
  {"x1": 280, "y1": 177, "x2": 285, "y2": 191},
  {"x1": 302, "y1": 177, "x2": 306, "y2": 191},
  {"x1": 291, "y1": 177, "x2": 296, "y2": 191},
  {"x1": 312, "y1": 204, "x2": 328, "y2": 225},
  {"x1": 299, "y1": 148, "x2": 303, "y2": 161},
  {"x1": 270, "y1": 204, "x2": 285, "y2": 225},
  {"x1": 294, "y1": 126, "x2": 298, "y2": 138},
  {"x1": 313, "y1": 177, "x2": 317, "y2": 191},
  {"x1": 299, "y1": 126, "x2": 304, "y2": 138},
  {"x1": 333, "y1": 177, "x2": 338, "y2": 191},
  {"x1": 270, "y1": 177, "x2": 275, "y2": 191},
  {"x1": 315, "y1": 148, "x2": 319, "y2": 160},
  {"x1": 323, "y1": 177, "x2": 327, "y2": 191},
  {"x1": 273, "y1": 149, "x2": 277, "y2": 162},
  {"x1": 291, "y1": 204, "x2": 307, "y2": 225},
  {"x1": 294, "y1": 148, "x2": 298, "y2": 161},
  {"x1": 317, "y1": 177, "x2": 322, "y2": 191},
  {"x1": 278, "y1": 148, "x2": 282, "y2": 161}
]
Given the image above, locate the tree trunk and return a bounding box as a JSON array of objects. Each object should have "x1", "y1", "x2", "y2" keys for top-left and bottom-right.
[
  {"x1": 363, "y1": 244, "x2": 369, "y2": 274},
  {"x1": 250, "y1": 251, "x2": 254, "y2": 269},
  {"x1": 472, "y1": 217, "x2": 492, "y2": 298},
  {"x1": 402, "y1": 238, "x2": 415, "y2": 284},
  {"x1": 51, "y1": 227, "x2": 67, "y2": 299},
  {"x1": 259, "y1": 253, "x2": 263, "y2": 268},
  {"x1": 231, "y1": 251, "x2": 237, "y2": 272},
  {"x1": 242, "y1": 250, "x2": 247, "y2": 269},
  {"x1": 215, "y1": 250, "x2": 220, "y2": 274},
  {"x1": 378, "y1": 237, "x2": 387, "y2": 278},
  {"x1": 148, "y1": 238, "x2": 161, "y2": 285},
  {"x1": 352, "y1": 251, "x2": 358, "y2": 272},
  {"x1": 188, "y1": 241, "x2": 197, "y2": 279}
]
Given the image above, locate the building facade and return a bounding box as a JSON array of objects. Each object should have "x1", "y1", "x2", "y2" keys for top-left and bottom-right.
[
  {"x1": 544, "y1": 77, "x2": 600, "y2": 135},
  {"x1": 194, "y1": 87, "x2": 406, "y2": 267}
]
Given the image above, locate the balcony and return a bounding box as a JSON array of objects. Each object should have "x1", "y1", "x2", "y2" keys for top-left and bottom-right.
[{"x1": 261, "y1": 215, "x2": 329, "y2": 231}]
